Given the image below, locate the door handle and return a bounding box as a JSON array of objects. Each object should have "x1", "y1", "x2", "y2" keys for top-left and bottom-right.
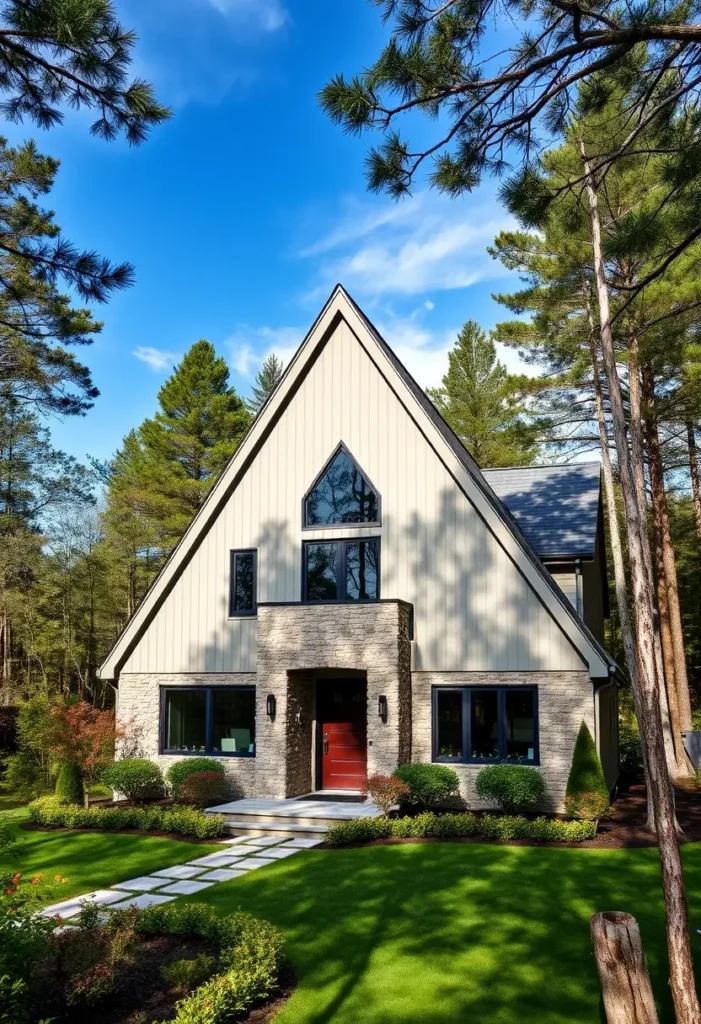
[{"x1": 323, "y1": 733, "x2": 329, "y2": 755}]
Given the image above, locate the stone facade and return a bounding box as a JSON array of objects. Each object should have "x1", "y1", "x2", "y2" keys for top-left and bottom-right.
[
  {"x1": 256, "y1": 600, "x2": 413, "y2": 796},
  {"x1": 118, "y1": 624, "x2": 595, "y2": 810},
  {"x1": 117, "y1": 601, "x2": 413, "y2": 800},
  {"x1": 411, "y1": 671, "x2": 595, "y2": 813},
  {"x1": 117, "y1": 673, "x2": 257, "y2": 798}
]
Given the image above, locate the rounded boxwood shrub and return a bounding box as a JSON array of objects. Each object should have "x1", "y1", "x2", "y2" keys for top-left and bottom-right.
[
  {"x1": 565, "y1": 722, "x2": 609, "y2": 819},
  {"x1": 55, "y1": 763, "x2": 85, "y2": 806},
  {"x1": 165, "y1": 757, "x2": 225, "y2": 797},
  {"x1": 102, "y1": 758, "x2": 165, "y2": 803},
  {"x1": 392, "y1": 763, "x2": 460, "y2": 807},
  {"x1": 474, "y1": 764, "x2": 545, "y2": 813}
]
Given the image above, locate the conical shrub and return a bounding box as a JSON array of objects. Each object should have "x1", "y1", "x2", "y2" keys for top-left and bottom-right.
[{"x1": 55, "y1": 762, "x2": 85, "y2": 806}]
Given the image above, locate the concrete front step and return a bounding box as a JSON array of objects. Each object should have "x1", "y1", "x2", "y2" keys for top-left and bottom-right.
[
  {"x1": 223, "y1": 818, "x2": 329, "y2": 839},
  {"x1": 213, "y1": 811, "x2": 346, "y2": 828}
]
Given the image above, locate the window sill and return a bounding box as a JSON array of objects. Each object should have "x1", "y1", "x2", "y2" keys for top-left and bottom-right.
[
  {"x1": 432, "y1": 758, "x2": 541, "y2": 767},
  {"x1": 161, "y1": 751, "x2": 256, "y2": 759}
]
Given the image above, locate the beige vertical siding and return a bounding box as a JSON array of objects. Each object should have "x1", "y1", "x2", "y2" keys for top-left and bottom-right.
[
  {"x1": 549, "y1": 571, "x2": 577, "y2": 611},
  {"x1": 122, "y1": 320, "x2": 586, "y2": 675}
]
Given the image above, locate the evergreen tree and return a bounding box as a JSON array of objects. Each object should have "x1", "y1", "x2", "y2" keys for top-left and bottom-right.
[
  {"x1": 0, "y1": 137, "x2": 134, "y2": 417},
  {"x1": 245, "y1": 353, "x2": 284, "y2": 415},
  {"x1": 0, "y1": 1, "x2": 169, "y2": 145},
  {"x1": 107, "y1": 341, "x2": 251, "y2": 555},
  {"x1": 427, "y1": 320, "x2": 539, "y2": 467}
]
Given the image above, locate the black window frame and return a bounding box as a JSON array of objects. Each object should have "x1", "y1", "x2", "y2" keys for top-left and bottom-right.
[
  {"x1": 431, "y1": 686, "x2": 540, "y2": 765},
  {"x1": 160, "y1": 685, "x2": 256, "y2": 758},
  {"x1": 229, "y1": 549, "x2": 257, "y2": 617},
  {"x1": 302, "y1": 536, "x2": 381, "y2": 603},
  {"x1": 302, "y1": 442, "x2": 382, "y2": 530}
]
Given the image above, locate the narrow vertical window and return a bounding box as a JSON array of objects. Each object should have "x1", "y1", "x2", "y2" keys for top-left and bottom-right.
[
  {"x1": 505, "y1": 689, "x2": 536, "y2": 761},
  {"x1": 230, "y1": 549, "x2": 257, "y2": 616},
  {"x1": 435, "y1": 689, "x2": 463, "y2": 760}
]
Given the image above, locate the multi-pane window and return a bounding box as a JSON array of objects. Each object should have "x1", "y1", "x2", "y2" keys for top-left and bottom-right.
[
  {"x1": 229, "y1": 549, "x2": 257, "y2": 616},
  {"x1": 433, "y1": 687, "x2": 538, "y2": 764},
  {"x1": 304, "y1": 445, "x2": 380, "y2": 526},
  {"x1": 161, "y1": 686, "x2": 256, "y2": 756},
  {"x1": 303, "y1": 538, "x2": 379, "y2": 602}
]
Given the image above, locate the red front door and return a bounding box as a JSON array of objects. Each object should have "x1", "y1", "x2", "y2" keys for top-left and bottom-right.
[{"x1": 318, "y1": 679, "x2": 367, "y2": 791}]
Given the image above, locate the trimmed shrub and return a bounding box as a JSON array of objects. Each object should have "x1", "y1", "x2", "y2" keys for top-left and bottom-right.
[
  {"x1": 177, "y1": 771, "x2": 230, "y2": 808},
  {"x1": 393, "y1": 763, "x2": 460, "y2": 807},
  {"x1": 564, "y1": 792, "x2": 609, "y2": 822},
  {"x1": 474, "y1": 764, "x2": 545, "y2": 813},
  {"x1": 326, "y1": 811, "x2": 596, "y2": 847},
  {"x1": 55, "y1": 763, "x2": 85, "y2": 806},
  {"x1": 166, "y1": 758, "x2": 225, "y2": 797},
  {"x1": 102, "y1": 758, "x2": 165, "y2": 803},
  {"x1": 364, "y1": 774, "x2": 411, "y2": 815},
  {"x1": 135, "y1": 904, "x2": 284, "y2": 1024},
  {"x1": 565, "y1": 722, "x2": 609, "y2": 818},
  {"x1": 27, "y1": 796, "x2": 226, "y2": 839}
]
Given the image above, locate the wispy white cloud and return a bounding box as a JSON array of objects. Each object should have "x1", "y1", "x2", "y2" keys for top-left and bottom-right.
[
  {"x1": 298, "y1": 190, "x2": 515, "y2": 301},
  {"x1": 206, "y1": 0, "x2": 287, "y2": 30},
  {"x1": 228, "y1": 325, "x2": 303, "y2": 378},
  {"x1": 133, "y1": 346, "x2": 181, "y2": 372}
]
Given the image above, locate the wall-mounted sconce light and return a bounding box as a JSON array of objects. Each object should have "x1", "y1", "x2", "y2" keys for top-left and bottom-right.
[
  {"x1": 295, "y1": 710, "x2": 302, "y2": 725},
  {"x1": 266, "y1": 694, "x2": 276, "y2": 718},
  {"x1": 378, "y1": 695, "x2": 388, "y2": 722}
]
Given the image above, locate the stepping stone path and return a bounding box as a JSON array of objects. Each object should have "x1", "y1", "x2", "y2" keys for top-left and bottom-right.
[{"x1": 40, "y1": 835, "x2": 323, "y2": 926}]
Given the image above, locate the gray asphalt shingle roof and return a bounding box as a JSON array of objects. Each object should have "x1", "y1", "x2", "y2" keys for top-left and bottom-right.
[{"x1": 482, "y1": 463, "x2": 602, "y2": 559}]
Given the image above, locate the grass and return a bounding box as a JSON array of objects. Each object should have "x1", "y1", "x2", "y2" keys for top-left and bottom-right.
[
  {"x1": 185, "y1": 840, "x2": 701, "y2": 1024},
  {"x1": 4, "y1": 816, "x2": 701, "y2": 1022},
  {"x1": 0, "y1": 809, "x2": 226, "y2": 899}
]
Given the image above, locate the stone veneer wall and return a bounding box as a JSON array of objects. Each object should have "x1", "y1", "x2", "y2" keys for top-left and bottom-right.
[
  {"x1": 117, "y1": 673, "x2": 258, "y2": 798},
  {"x1": 411, "y1": 671, "x2": 595, "y2": 813},
  {"x1": 256, "y1": 601, "x2": 413, "y2": 798},
  {"x1": 285, "y1": 672, "x2": 315, "y2": 798}
]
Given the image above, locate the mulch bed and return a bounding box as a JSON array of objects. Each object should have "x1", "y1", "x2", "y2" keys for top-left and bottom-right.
[
  {"x1": 319, "y1": 777, "x2": 701, "y2": 851},
  {"x1": 38, "y1": 932, "x2": 294, "y2": 1024}
]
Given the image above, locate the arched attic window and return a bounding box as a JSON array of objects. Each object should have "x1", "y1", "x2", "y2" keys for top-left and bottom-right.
[{"x1": 303, "y1": 444, "x2": 380, "y2": 527}]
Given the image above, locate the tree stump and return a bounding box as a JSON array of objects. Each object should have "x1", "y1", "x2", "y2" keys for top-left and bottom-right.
[{"x1": 591, "y1": 912, "x2": 660, "y2": 1024}]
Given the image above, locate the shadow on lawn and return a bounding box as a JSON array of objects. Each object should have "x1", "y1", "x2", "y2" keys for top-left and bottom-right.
[{"x1": 194, "y1": 842, "x2": 701, "y2": 1024}]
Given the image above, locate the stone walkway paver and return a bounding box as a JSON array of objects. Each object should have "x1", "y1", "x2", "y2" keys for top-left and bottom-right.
[{"x1": 41, "y1": 834, "x2": 323, "y2": 924}]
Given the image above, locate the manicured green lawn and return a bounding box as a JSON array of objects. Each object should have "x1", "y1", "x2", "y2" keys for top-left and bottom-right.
[
  {"x1": 187, "y1": 841, "x2": 701, "y2": 1024},
  {"x1": 0, "y1": 810, "x2": 225, "y2": 899},
  {"x1": 4, "y1": 818, "x2": 701, "y2": 1022}
]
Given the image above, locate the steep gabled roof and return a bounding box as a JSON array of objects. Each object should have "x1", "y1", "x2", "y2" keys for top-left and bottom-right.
[
  {"x1": 482, "y1": 463, "x2": 602, "y2": 560},
  {"x1": 99, "y1": 285, "x2": 613, "y2": 681}
]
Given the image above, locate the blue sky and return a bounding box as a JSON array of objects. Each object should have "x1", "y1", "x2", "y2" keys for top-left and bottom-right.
[{"x1": 14, "y1": 0, "x2": 525, "y2": 464}]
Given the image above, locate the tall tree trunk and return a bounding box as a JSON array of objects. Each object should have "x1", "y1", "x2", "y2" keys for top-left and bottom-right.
[
  {"x1": 581, "y1": 143, "x2": 699, "y2": 1024},
  {"x1": 588, "y1": 327, "x2": 656, "y2": 829},
  {"x1": 642, "y1": 366, "x2": 693, "y2": 746},
  {"x1": 628, "y1": 339, "x2": 679, "y2": 780},
  {"x1": 686, "y1": 421, "x2": 701, "y2": 551}
]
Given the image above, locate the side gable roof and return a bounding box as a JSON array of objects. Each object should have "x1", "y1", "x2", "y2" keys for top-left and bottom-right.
[
  {"x1": 482, "y1": 463, "x2": 602, "y2": 560},
  {"x1": 99, "y1": 285, "x2": 613, "y2": 681}
]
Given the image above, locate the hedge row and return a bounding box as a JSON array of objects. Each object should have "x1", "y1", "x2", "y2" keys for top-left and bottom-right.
[
  {"x1": 134, "y1": 903, "x2": 284, "y2": 1024},
  {"x1": 27, "y1": 796, "x2": 226, "y2": 839},
  {"x1": 326, "y1": 811, "x2": 596, "y2": 846}
]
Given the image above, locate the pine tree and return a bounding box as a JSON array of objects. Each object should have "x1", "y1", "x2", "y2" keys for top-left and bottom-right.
[
  {"x1": 427, "y1": 321, "x2": 539, "y2": 467},
  {"x1": 245, "y1": 354, "x2": 284, "y2": 415},
  {"x1": 107, "y1": 341, "x2": 251, "y2": 556},
  {"x1": 0, "y1": 137, "x2": 135, "y2": 417},
  {"x1": 0, "y1": 2, "x2": 169, "y2": 145}
]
